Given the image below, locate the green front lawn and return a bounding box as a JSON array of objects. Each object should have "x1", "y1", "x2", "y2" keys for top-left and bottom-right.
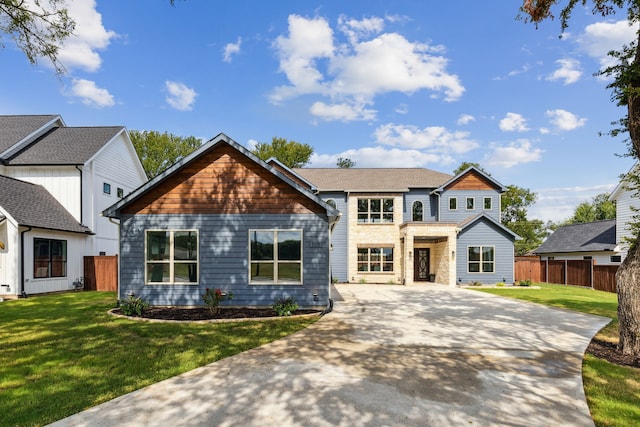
[
  {"x1": 0, "y1": 292, "x2": 316, "y2": 426},
  {"x1": 477, "y1": 283, "x2": 640, "y2": 427}
]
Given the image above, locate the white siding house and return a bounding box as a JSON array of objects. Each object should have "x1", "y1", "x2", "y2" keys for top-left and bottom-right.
[{"x1": 610, "y1": 162, "x2": 640, "y2": 261}]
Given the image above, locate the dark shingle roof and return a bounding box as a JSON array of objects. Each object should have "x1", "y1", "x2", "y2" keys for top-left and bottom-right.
[
  {"x1": 534, "y1": 220, "x2": 616, "y2": 254},
  {"x1": 0, "y1": 175, "x2": 92, "y2": 234},
  {"x1": 0, "y1": 115, "x2": 59, "y2": 154},
  {"x1": 293, "y1": 168, "x2": 453, "y2": 192},
  {"x1": 6, "y1": 126, "x2": 123, "y2": 165}
]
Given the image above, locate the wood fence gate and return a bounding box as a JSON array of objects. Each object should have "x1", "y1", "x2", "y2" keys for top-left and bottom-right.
[{"x1": 83, "y1": 255, "x2": 118, "y2": 291}]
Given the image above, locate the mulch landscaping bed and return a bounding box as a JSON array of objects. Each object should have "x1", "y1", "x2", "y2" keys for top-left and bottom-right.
[
  {"x1": 114, "y1": 307, "x2": 321, "y2": 321},
  {"x1": 587, "y1": 338, "x2": 640, "y2": 368}
]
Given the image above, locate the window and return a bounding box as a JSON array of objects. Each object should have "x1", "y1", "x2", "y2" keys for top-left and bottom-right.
[
  {"x1": 412, "y1": 201, "x2": 423, "y2": 221},
  {"x1": 484, "y1": 197, "x2": 492, "y2": 210},
  {"x1": 357, "y1": 198, "x2": 394, "y2": 223},
  {"x1": 468, "y1": 246, "x2": 494, "y2": 273},
  {"x1": 466, "y1": 197, "x2": 475, "y2": 210},
  {"x1": 103, "y1": 182, "x2": 111, "y2": 194},
  {"x1": 449, "y1": 197, "x2": 457, "y2": 210},
  {"x1": 34, "y1": 238, "x2": 67, "y2": 278},
  {"x1": 146, "y1": 230, "x2": 198, "y2": 284},
  {"x1": 583, "y1": 256, "x2": 593, "y2": 260},
  {"x1": 357, "y1": 247, "x2": 393, "y2": 272},
  {"x1": 117, "y1": 187, "x2": 124, "y2": 198},
  {"x1": 326, "y1": 199, "x2": 337, "y2": 209},
  {"x1": 250, "y1": 229, "x2": 302, "y2": 284},
  {"x1": 611, "y1": 255, "x2": 622, "y2": 263}
]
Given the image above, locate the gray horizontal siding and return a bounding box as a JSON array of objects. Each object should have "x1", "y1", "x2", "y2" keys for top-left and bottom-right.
[
  {"x1": 403, "y1": 190, "x2": 437, "y2": 222},
  {"x1": 320, "y1": 192, "x2": 348, "y2": 282},
  {"x1": 119, "y1": 213, "x2": 331, "y2": 308},
  {"x1": 440, "y1": 189, "x2": 501, "y2": 223},
  {"x1": 455, "y1": 218, "x2": 515, "y2": 285}
]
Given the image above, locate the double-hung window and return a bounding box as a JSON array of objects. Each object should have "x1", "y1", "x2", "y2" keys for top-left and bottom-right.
[
  {"x1": 34, "y1": 238, "x2": 67, "y2": 278},
  {"x1": 146, "y1": 230, "x2": 198, "y2": 284},
  {"x1": 357, "y1": 198, "x2": 394, "y2": 223},
  {"x1": 468, "y1": 246, "x2": 494, "y2": 273},
  {"x1": 250, "y1": 229, "x2": 302, "y2": 284},
  {"x1": 357, "y1": 247, "x2": 393, "y2": 272}
]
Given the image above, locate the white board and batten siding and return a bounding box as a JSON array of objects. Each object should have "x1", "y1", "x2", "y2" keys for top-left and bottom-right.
[{"x1": 613, "y1": 183, "x2": 639, "y2": 260}]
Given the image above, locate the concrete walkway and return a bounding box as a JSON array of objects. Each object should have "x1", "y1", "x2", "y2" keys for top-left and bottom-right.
[{"x1": 50, "y1": 284, "x2": 609, "y2": 427}]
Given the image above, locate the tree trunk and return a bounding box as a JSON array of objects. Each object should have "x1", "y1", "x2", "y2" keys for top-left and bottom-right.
[{"x1": 617, "y1": 243, "x2": 640, "y2": 359}]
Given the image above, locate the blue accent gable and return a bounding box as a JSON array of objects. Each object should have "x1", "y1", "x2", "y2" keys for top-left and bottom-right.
[
  {"x1": 456, "y1": 216, "x2": 516, "y2": 285},
  {"x1": 119, "y1": 213, "x2": 331, "y2": 309},
  {"x1": 318, "y1": 192, "x2": 348, "y2": 282},
  {"x1": 440, "y1": 189, "x2": 502, "y2": 223}
]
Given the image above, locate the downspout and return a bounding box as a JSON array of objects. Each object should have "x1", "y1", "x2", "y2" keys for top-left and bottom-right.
[
  {"x1": 75, "y1": 165, "x2": 83, "y2": 225},
  {"x1": 324, "y1": 213, "x2": 341, "y2": 314},
  {"x1": 20, "y1": 226, "x2": 32, "y2": 298},
  {"x1": 108, "y1": 217, "x2": 121, "y2": 299}
]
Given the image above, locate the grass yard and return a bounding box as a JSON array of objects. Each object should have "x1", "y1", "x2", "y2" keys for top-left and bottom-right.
[
  {"x1": 0, "y1": 292, "x2": 316, "y2": 426},
  {"x1": 477, "y1": 283, "x2": 640, "y2": 427}
]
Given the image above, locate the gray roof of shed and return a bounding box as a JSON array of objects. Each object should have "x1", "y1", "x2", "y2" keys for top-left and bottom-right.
[
  {"x1": 5, "y1": 126, "x2": 123, "y2": 165},
  {"x1": 292, "y1": 168, "x2": 453, "y2": 192},
  {"x1": 0, "y1": 175, "x2": 92, "y2": 234},
  {"x1": 534, "y1": 219, "x2": 616, "y2": 254},
  {"x1": 0, "y1": 115, "x2": 60, "y2": 154}
]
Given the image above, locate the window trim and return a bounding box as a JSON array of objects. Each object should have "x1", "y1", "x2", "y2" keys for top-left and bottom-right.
[
  {"x1": 466, "y1": 197, "x2": 475, "y2": 210},
  {"x1": 33, "y1": 238, "x2": 67, "y2": 279},
  {"x1": 449, "y1": 197, "x2": 457, "y2": 211},
  {"x1": 357, "y1": 198, "x2": 394, "y2": 224},
  {"x1": 467, "y1": 245, "x2": 495, "y2": 274},
  {"x1": 357, "y1": 246, "x2": 394, "y2": 273},
  {"x1": 611, "y1": 255, "x2": 622, "y2": 263},
  {"x1": 412, "y1": 200, "x2": 424, "y2": 222},
  {"x1": 249, "y1": 229, "x2": 303, "y2": 285},
  {"x1": 145, "y1": 229, "x2": 199, "y2": 285},
  {"x1": 103, "y1": 182, "x2": 111, "y2": 195},
  {"x1": 483, "y1": 196, "x2": 492, "y2": 210},
  {"x1": 117, "y1": 187, "x2": 124, "y2": 198}
]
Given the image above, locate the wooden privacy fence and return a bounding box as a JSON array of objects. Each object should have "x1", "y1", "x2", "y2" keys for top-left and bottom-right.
[
  {"x1": 514, "y1": 256, "x2": 618, "y2": 293},
  {"x1": 83, "y1": 255, "x2": 118, "y2": 291}
]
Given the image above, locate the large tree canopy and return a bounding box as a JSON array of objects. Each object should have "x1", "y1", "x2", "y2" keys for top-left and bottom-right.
[
  {"x1": 0, "y1": 0, "x2": 75, "y2": 74},
  {"x1": 130, "y1": 130, "x2": 201, "y2": 179},
  {"x1": 251, "y1": 137, "x2": 313, "y2": 168}
]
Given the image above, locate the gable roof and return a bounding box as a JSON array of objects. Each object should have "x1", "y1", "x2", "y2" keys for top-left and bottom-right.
[
  {"x1": 534, "y1": 219, "x2": 616, "y2": 254},
  {"x1": 433, "y1": 166, "x2": 506, "y2": 194},
  {"x1": 0, "y1": 175, "x2": 92, "y2": 234},
  {"x1": 103, "y1": 133, "x2": 340, "y2": 221},
  {"x1": 0, "y1": 115, "x2": 62, "y2": 156},
  {"x1": 4, "y1": 126, "x2": 125, "y2": 165},
  {"x1": 267, "y1": 158, "x2": 317, "y2": 191},
  {"x1": 292, "y1": 168, "x2": 453, "y2": 192},
  {"x1": 610, "y1": 161, "x2": 638, "y2": 201},
  {"x1": 458, "y1": 213, "x2": 520, "y2": 240}
]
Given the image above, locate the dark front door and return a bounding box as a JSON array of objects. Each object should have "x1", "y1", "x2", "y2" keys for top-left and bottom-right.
[{"x1": 414, "y1": 248, "x2": 430, "y2": 281}]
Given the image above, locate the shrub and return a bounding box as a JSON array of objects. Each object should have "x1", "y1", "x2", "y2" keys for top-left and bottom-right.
[
  {"x1": 359, "y1": 278, "x2": 367, "y2": 284},
  {"x1": 518, "y1": 279, "x2": 532, "y2": 287},
  {"x1": 468, "y1": 281, "x2": 482, "y2": 287},
  {"x1": 272, "y1": 296, "x2": 298, "y2": 316},
  {"x1": 203, "y1": 288, "x2": 233, "y2": 314},
  {"x1": 496, "y1": 282, "x2": 505, "y2": 287},
  {"x1": 119, "y1": 295, "x2": 149, "y2": 317}
]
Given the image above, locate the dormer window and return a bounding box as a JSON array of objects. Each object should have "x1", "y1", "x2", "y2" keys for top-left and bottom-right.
[{"x1": 412, "y1": 201, "x2": 423, "y2": 221}]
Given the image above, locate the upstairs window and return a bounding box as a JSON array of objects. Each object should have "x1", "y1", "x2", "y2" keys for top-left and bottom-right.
[
  {"x1": 326, "y1": 199, "x2": 337, "y2": 209},
  {"x1": 449, "y1": 197, "x2": 457, "y2": 210},
  {"x1": 484, "y1": 197, "x2": 492, "y2": 210},
  {"x1": 103, "y1": 182, "x2": 111, "y2": 194},
  {"x1": 412, "y1": 201, "x2": 423, "y2": 221},
  {"x1": 117, "y1": 187, "x2": 124, "y2": 198},
  {"x1": 466, "y1": 197, "x2": 475, "y2": 210},
  {"x1": 357, "y1": 198, "x2": 394, "y2": 223}
]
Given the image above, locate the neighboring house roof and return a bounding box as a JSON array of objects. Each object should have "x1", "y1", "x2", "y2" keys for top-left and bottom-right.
[
  {"x1": 433, "y1": 166, "x2": 506, "y2": 194},
  {"x1": 103, "y1": 133, "x2": 341, "y2": 221},
  {"x1": 292, "y1": 168, "x2": 453, "y2": 192},
  {"x1": 534, "y1": 219, "x2": 616, "y2": 254},
  {"x1": 267, "y1": 158, "x2": 317, "y2": 191},
  {"x1": 0, "y1": 174, "x2": 92, "y2": 234},
  {"x1": 4, "y1": 126, "x2": 125, "y2": 165},
  {"x1": 0, "y1": 115, "x2": 62, "y2": 156},
  {"x1": 458, "y1": 213, "x2": 520, "y2": 240}
]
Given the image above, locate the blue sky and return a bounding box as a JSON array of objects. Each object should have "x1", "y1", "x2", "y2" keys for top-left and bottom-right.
[{"x1": 1, "y1": 1, "x2": 637, "y2": 222}]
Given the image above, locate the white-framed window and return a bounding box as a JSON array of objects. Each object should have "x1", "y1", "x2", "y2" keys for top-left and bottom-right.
[
  {"x1": 357, "y1": 247, "x2": 394, "y2": 272},
  {"x1": 611, "y1": 255, "x2": 622, "y2": 263},
  {"x1": 466, "y1": 197, "x2": 475, "y2": 210},
  {"x1": 468, "y1": 246, "x2": 494, "y2": 273},
  {"x1": 103, "y1": 182, "x2": 111, "y2": 194},
  {"x1": 484, "y1": 197, "x2": 492, "y2": 210},
  {"x1": 412, "y1": 201, "x2": 423, "y2": 221},
  {"x1": 250, "y1": 229, "x2": 302, "y2": 284},
  {"x1": 357, "y1": 198, "x2": 394, "y2": 223},
  {"x1": 449, "y1": 197, "x2": 457, "y2": 210},
  {"x1": 145, "y1": 230, "x2": 198, "y2": 284},
  {"x1": 117, "y1": 187, "x2": 124, "y2": 198},
  {"x1": 34, "y1": 238, "x2": 67, "y2": 278}
]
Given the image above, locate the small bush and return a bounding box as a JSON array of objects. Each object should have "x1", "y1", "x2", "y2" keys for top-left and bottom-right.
[
  {"x1": 496, "y1": 282, "x2": 505, "y2": 287},
  {"x1": 203, "y1": 288, "x2": 233, "y2": 314},
  {"x1": 468, "y1": 281, "x2": 482, "y2": 287},
  {"x1": 119, "y1": 295, "x2": 149, "y2": 317},
  {"x1": 272, "y1": 297, "x2": 298, "y2": 316},
  {"x1": 359, "y1": 278, "x2": 367, "y2": 284},
  {"x1": 518, "y1": 279, "x2": 532, "y2": 287}
]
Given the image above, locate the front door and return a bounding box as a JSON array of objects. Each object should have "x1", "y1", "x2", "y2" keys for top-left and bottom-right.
[{"x1": 414, "y1": 248, "x2": 430, "y2": 281}]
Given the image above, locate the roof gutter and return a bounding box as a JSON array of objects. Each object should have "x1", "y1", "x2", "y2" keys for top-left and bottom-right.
[{"x1": 20, "y1": 226, "x2": 32, "y2": 298}]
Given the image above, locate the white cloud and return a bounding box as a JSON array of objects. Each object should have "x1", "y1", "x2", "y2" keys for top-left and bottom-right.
[
  {"x1": 56, "y1": 0, "x2": 117, "y2": 72},
  {"x1": 577, "y1": 20, "x2": 638, "y2": 70},
  {"x1": 499, "y1": 112, "x2": 529, "y2": 132},
  {"x1": 310, "y1": 146, "x2": 453, "y2": 168},
  {"x1": 310, "y1": 101, "x2": 376, "y2": 122},
  {"x1": 457, "y1": 114, "x2": 475, "y2": 125},
  {"x1": 223, "y1": 37, "x2": 242, "y2": 63},
  {"x1": 545, "y1": 108, "x2": 586, "y2": 131},
  {"x1": 271, "y1": 14, "x2": 464, "y2": 121},
  {"x1": 484, "y1": 139, "x2": 542, "y2": 168},
  {"x1": 374, "y1": 123, "x2": 478, "y2": 154},
  {"x1": 70, "y1": 78, "x2": 114, "y2": 107},
  {"x1": 165, "y1": 81, "x2": 197, "y2": 111},
  {"x1": 529, "y1": 183, "x2": 616, "y2": 222},
  {"x1": 547, "y1": 58, "x2": 582, "y2": 85}
]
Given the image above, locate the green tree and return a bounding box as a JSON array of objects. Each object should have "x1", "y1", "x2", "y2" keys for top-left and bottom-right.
[
  {"x1": 130, "y1": 130, "x2": 202, "y2": 179},
  {"x1": 520, "y1": 0, "x2": 640, "y2": 357},
  {"x1": 453, "y1": 162, "x2": 486, "y2": 175},
  {"x1": 500, "y1": 185, "x2": 547, "y2": 254},
  {"x1": 336, "y1": 157, "x2": 356, "y2": 168},
  {"x1": 565, "y1": 193, "x2": 616, "y2": 224},
  {"x1": 0, "y1": 0, "x2": 75, "y2": 75},
  {"x1": 251, "y1": 137, "x2": 313, "y2": 168}
]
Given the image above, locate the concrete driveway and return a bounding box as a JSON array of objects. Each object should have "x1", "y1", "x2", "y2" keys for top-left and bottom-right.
[{"x1": 50, "y1": 284, "x2": 609, "y2": 427}]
